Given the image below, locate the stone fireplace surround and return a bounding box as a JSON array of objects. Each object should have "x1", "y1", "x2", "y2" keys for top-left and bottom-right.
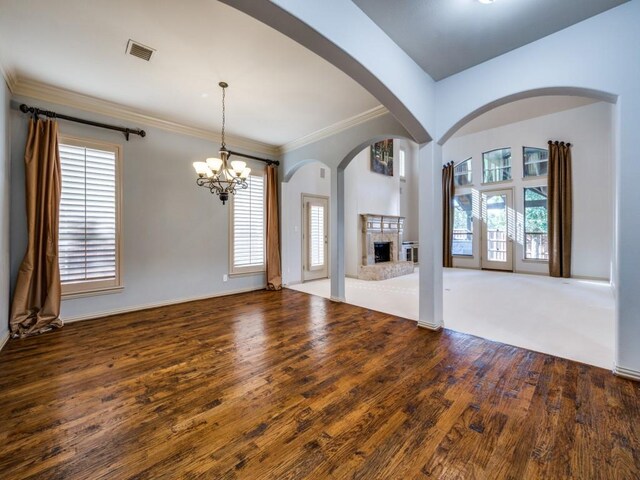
[{"x1": 358, "y1": 214, "x2": 414, "y2": 280}]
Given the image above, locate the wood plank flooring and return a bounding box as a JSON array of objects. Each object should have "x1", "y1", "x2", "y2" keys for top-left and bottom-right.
[{"x1": 0, "y1": 289, "x2": 638, "y2": 479}]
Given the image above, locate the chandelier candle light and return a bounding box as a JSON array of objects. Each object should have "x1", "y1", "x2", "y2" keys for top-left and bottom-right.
[{"x1": 193, "y1": 82, "x2": 251, "y2": 204}]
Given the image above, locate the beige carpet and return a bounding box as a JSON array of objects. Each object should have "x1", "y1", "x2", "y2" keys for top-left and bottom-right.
[{"x1": 288, "y1": 268, "x2": 615, "y2": 370}]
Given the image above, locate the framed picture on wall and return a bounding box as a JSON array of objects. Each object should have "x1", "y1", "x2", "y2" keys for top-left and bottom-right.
[{"x1": 370, "y1": 139, "x2": 393, "y2": 176}]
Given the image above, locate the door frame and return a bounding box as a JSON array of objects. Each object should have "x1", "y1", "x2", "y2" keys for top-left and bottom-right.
[
  {"x1": 301, "y1": 194, "x2": 330, "y2": 282},
  {"x1": 480, "y1": 187, "x2": 514, "y2": 272}
]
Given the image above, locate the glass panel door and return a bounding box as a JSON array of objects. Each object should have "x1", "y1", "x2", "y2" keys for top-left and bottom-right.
[
  {"x1": 481, "y1": 189, "x2": 514, "y2": 271},
  {"x1": 302, "y1": 195, "x2": 329, "y2": 281}
]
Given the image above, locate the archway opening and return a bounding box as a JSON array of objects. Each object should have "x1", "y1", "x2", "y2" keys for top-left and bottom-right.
[
  {"x1": 439, "y1": 91, "x2": 617, "y2": 369},
  {"x1": 289, "y1": 135, "x2": 423, "y2": 322}
]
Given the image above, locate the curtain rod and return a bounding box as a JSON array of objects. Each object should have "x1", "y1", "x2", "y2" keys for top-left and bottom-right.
[
  {"x1": 19, "y1": 104, "x2": 146, "y2": 141},
  {"x1": 228, "y1": 150, "x2": 279, "y2": 166},
  {"x1": 20, "y1": 103, "x2": 281, "y2": 164}
]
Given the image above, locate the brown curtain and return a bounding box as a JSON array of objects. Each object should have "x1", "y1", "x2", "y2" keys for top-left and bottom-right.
[
  {"x1": 548, "y1": 141, "x2": 573, "y2": 278},
  {"x1": 265, "y1": 164, "x2": 282, "y2": 290},
  {"x1": 442, "y1": 162, "x2": 455, "y2": 268},
  {"x1": 10, "y1": 119, "x2": 63, "y2": 337}
]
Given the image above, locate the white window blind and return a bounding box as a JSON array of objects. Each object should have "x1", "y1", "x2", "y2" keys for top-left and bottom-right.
[
  {"x1": 309, "y1": 204, "x2": 325, "y2": 267},
  {"x1": 232, "y1": 174, "x2": 265, "y2": 271},
  {"x1": 398, "y1": 149, "x2": 406, "y2": 178},
  {"x1": 59, "y1": 140, "x2": 120, "y2": 293}
]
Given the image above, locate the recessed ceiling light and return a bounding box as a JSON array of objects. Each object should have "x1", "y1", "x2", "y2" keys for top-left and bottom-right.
[
  {"x1": 478, "y1": 0, "x2": 496, "y2": 4},
  {"x1": 201, "y1": 93, "x2": 209, "y2": 98}
]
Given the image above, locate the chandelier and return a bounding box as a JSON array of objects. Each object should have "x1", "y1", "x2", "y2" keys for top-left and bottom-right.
[{"x1": 193, "y1": 82, "x2": 250, "y2": 204}]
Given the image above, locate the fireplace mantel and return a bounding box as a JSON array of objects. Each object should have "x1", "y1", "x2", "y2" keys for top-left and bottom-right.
[
  {"x1": 360, "y1": 214, "x2": 405, "y2": 266},
  {"x1": 358, "y1": 214, "x2": 414, "y2": 280}
]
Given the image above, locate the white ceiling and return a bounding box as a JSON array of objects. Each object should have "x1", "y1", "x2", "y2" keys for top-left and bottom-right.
[
  {"x1": 353, "y1": 0, "x2": 629, "y2": 80},
  {"x1": 453, "y1": 95, "x2": 599, "y2": 137},
  {"x1": 0, "y1": 0, "x2": 379, "y2": 147}
]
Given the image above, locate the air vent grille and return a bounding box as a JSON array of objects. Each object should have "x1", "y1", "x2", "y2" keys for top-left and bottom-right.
[{"x1": 126, "y1": 40, "x2": 154, "y2": 61}]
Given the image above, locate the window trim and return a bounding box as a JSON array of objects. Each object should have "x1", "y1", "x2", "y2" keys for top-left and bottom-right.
[
  {"x1": 58, "y1": 134, "x2": 123, "y2": 297},
  {"x1": 229, "y1": 171, "x2": 267, "y2": 276},
  {"x1": 522, "y1": 146, "x2": 549, "y2": 179},
  {"x1": 523, "y1": 185, "x2": 549, "y2": 262},
  {"x1": 482, "y1": 147, "x2": 512, "y2": 184}
]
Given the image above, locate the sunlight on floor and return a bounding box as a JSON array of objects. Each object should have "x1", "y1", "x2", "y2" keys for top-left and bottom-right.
[{"x1": 287, "y1": 268, "x2": 615, "y2": 370}]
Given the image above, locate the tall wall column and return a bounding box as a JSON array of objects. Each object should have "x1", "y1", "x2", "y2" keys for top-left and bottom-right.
[
  {"x1": 330, "y1": 167, "x2": 346, "y2": 301},
  {"x1": 418, "y1": 142, "x2": 443, "y2": 329}
]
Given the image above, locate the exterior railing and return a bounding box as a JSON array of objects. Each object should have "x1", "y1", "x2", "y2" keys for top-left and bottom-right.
[{"x1": 525, "y1": 232, "x2": 549, "y2": 260}]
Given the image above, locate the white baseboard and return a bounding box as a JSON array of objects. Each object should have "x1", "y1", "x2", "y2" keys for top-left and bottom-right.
[
  {"x1": 613, "y1": 364, "x2": 640, "y2": 382},
  {"x1": 571, "y1": 274, "x2": 611, "y2": 282},
  {"x1": 417, "y1": 321, "x2": 443, "y2": 331},
  {"x1": 62, "y1": 286, "x2": 263, "y2": 324},
  {"x1": 0, "y1": 330, "x2": 10, "y2": 352}
]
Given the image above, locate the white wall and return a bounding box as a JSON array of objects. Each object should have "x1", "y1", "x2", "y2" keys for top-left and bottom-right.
[
  {"x1": 0, "y1": 81, "x2": 9, "y2": 344},
  {"x1": 444, "y1": 101, "x2": 613, "y2": 280},
  {"x1": 344, "y1": 139, "x2": 418, "y2": 277},
  {"x1": 281, "y1": 161, "x2": 331, "y2": 285},
  {"x1": 9, "y1": 96, "x2": 268, "y2": 322}
]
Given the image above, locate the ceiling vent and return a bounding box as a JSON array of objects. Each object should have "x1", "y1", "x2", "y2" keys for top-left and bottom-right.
[{"x1": 126, "y1": 40, "x2": 155, "y2": 61}]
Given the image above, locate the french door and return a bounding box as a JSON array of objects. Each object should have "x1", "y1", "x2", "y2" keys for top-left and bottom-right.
[
  {"x1": 481, "y1": 189, "x2": 514, "y2": 271},
  {"x1": 302, "y1": 195, "x2": 329, "y2": 281}
]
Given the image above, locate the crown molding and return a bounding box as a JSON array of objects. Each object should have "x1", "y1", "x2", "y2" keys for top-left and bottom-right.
[
  {"x1": 9, "y1": 76, "x2": 390, "y2": 159},
  {"x1": 278, "y1": 104, "x2": 389, "y2": 154},
  {"x1": 10, "y1": 77, "x2": 279, "y2": 156}
]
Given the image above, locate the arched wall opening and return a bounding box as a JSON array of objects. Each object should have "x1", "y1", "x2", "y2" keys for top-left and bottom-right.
[
  {"x1": 438, "y1": 88, "x2": 618, "y2": 368},
  {"x1": 437, "y1": 87, "x2": 618, "y2": 145},
  {"x1": 335, "y1": 135, "x2": 445, "y2": 331},
  {"x1": 341, "y1": 137, "x2": 419, "y2": 280},
  {"x1": 333, "y1": 135, "x2": 415, "y2": 301}
]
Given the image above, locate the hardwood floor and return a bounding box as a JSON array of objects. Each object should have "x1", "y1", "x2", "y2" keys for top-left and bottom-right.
[{"x1": 0, "y1": 289, "x2": 638, "y2": 479}]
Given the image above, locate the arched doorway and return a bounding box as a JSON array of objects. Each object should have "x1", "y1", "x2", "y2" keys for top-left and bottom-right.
[
  {"x1": 290, "y1": 137, "x2": 423, "y2": 321},
  {"x1": 439, "y1": 90, "x2": 617, "y2": 368}
]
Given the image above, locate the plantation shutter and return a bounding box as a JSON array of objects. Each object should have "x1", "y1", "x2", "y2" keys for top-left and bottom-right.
[
  {"x1": 59, "y1": 142, "x2": 118, "y2": 286},
  {"x1": 232, "y1": 174, "x2": 265, "y2": 270},
  {"x1": 309, "y1": 203, "x2": 324, "y2": 268}
]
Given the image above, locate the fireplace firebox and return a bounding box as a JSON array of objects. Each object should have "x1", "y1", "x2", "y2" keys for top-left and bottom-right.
[{"x1": 374, "y1": 242, "x2": 391, "y2": 263}]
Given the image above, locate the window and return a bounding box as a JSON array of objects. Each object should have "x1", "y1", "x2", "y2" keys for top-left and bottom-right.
[
  {"x1": 524, "y1": 186, "x2": 548, "y2": 260},
  {"x1": 309, "y1": 203, "x2": 325, "y2": 267},
  {"x1": 453, "y1": 194, "x2": 473, "y2": 256},
  {"x1": 523, "y1": 147, "x2": 549, "y2": 177},
  {"x1": 230, "y1": 173, "x2": 265, "y2": 274},
  {"x1": 483, "y1": 148, "x2": 511, "y2": 183},
  {"x1": 58, "y1": 137, "x2": 121, "y2": 295},
  {"x1": 398, "y1": 149, "x2": 406, "y2": 179},
  {"x1": 454, "y1": 158, "x2": 472, "y2": 187}
]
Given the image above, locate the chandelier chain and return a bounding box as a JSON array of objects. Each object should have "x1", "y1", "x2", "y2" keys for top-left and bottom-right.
[{"x1": 221, "y1": 85, "x2": 226, "y2": 148}]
